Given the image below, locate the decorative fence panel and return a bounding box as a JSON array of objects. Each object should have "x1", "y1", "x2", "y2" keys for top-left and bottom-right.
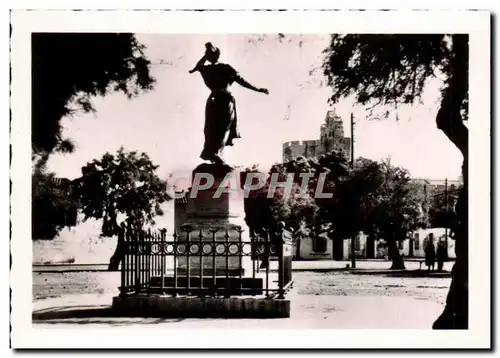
[{"x1": 119, "y1": 226, "x2": 294, "y2": 299}]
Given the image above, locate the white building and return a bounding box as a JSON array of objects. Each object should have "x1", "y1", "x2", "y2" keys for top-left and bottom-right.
[{"x1": 293, "y1": 228, "x2": 455, "y2": 261}]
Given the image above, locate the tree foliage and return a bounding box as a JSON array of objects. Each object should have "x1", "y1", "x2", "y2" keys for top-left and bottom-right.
[
  {"x1": 367, "y1": 160, "x2": 424, "y2": 242},
  {"x1": 249, "y1": 152, "x2": 426, "y2": 267},
  {"x1": 75, "y1": 148, "x2": 170, "y2": 237},
  {"x1": 322, "y1": 33, "x2": 469, "y2": 328},
  {"x1": 32, "y1": 33, "x2": 155, "y2": 156},
  {"x1": 242, "y1": 163, "x2": 318, "y2": 239},
  {"x1": 32, "y1": 169, "x2": 79, "y2": 240},
  {"x1": 319, "y1": 157, "x2": 384, "y2": 241},
  {"x1": 244, "y1": 152, "x2": 426, "y2": 268},
  {"x1": 244, "y1": 150, "x2": 350, "y2": 238},
  {"x1": 320, "y1": 157, "x2": 425, "y2": 268},
  {"x1": 322, "y1": 34, "x2": 467, "y2": 120}
]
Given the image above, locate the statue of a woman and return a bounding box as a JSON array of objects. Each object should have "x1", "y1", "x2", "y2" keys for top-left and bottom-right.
[{"x1": 189, "y1": 42, "x2": 269, "y2": 165}]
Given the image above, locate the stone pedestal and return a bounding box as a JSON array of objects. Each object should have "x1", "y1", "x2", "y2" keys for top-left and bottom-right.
[{"x1": 175, "y1": 163, "x2": 252, "y2": 277}]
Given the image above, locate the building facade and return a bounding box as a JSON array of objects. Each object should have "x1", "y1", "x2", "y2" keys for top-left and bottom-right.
[{"x1": 282, "y1": 110, "x2": 352, "y2": 162}]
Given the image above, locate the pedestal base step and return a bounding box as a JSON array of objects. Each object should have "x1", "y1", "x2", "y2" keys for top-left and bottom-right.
[
  {"x1": 175, "y1": 267, "x2": 244, "y2": 277},
  {"x1": 112, "y1": 294, "x2": 290, "y2": 318},
  {"x1": 149, "y1": 275, "x2": 264, "y2": 296}
]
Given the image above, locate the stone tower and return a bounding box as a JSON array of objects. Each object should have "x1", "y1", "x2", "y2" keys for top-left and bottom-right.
[{"x1": 282, "y1": 110, "x2": 351, "y2": 162}]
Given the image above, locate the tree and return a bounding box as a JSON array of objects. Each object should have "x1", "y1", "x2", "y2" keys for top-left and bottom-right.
[
  {"x1": 318, "y1": 157, "x2": 424, "y2": 269},
  {"x1": 32, "y1": 33, "x2": 155, "y2": 159},
  {"x1": 319, "y1": 157, "x2": 384, "y2": 267},
  {"x1": 243, "y1": 151, "x2": 350, "y2": 263},
  {"x1": 267, "y1": 151, "x2": 350, "y2": 234},
  {"x1": 75, "y1": 148, "x2": 171, "y2": 270},
  {"x1": 367, "y1": 160, "x2": 425, "y2": 269},
  {"x1": 242, "y1": 165, "x2": 308, "y2": 268},
  {"x1": 243, "y1": 158, "x2": 319, "y2": 238},
  {"x1": 322, "y1": 34, "x2": 468, "y2": 329},
  {"x1": 31, "y1": 33, "x2": 156, "y2": 244},
  {"x1": 32, "y1": 168, "x2": 79, "y2": 240}
]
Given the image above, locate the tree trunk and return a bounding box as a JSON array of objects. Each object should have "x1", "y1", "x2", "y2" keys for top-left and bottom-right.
[
  {"x1": 108, "y1": 226, "x2": 125, "y2": 271},
  {"x1": 350, "y1": 235, "x2": 356, "y2": 268},
  {"x1": 434, "y1": 164, "x2": 468, "y2": 329},
  {"x1": 433, "y1": 34, "x2": 469, "y2": 330},
  {"x1": 388, "y1": 240, "x2": 406, "y2": 269}
]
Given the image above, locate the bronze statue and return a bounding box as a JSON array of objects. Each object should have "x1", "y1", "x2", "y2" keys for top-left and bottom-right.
[{"x1": 189, "y1": 42, "x2": 269, "y2": 165}]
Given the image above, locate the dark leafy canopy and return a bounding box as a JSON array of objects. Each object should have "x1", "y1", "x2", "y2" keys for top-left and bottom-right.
[
  {"x1": 368, "y1": 160, "x2": 424, "y2": 241},
  {"x1": 243, "y1": 161, "x2": 318, "y2": 238},
  {"x1": 75, "y1": 148, "x2": 170, "y2": 237},
  {"x1": 244, "y1": 152, "x2": 425, "y2": 251},
  {"x1": 32, "y1": 33, "x2": 155, "y2": 155},
  {"x1": 322, "y1": 34, "x2": 467, "y2": 120},
  {"x1": 320, "y1": 157, "x2": 383, "y2": 240},
  {"x1": 32, "y1": 170, "x2": 79, "y2": 240},
  {"x1": 243, "y1": 150, "x2": 351, "y2": 237},
  {"x1": 271, "y1": 151, "x2": 351, "y2": 231},
  {"x1": 321, "y1": 158, "x2": 424, "y2": 244}
]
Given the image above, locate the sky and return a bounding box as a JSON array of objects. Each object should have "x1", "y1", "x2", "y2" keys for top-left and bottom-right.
[{"x1": 46, "y1": 34, "x2": 463, "y2": 182}]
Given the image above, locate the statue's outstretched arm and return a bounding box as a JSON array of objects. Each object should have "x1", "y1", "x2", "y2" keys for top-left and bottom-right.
[
  {"x1": 234, "y1": 75, "x2": 269, "y2": 94},
  {"x1": 189, "y1": 55, "x2": 207, "y2": 74}
]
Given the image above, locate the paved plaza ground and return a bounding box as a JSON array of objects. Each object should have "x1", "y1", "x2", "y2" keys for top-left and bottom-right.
[{"x1": 32, "y1": 260, "x2": 453, "y2": 329}]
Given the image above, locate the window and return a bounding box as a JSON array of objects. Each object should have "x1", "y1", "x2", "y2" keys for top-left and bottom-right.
[
  {"x1": 414, "y1": 233, "x2": 420, "y2": 250},
  {"x1": 313, "y1": 237, "x2": 328, "y2": 253}
]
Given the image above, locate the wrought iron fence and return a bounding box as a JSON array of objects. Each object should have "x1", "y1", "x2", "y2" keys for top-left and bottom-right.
[{"x1": 119, "y1": 225, "x2": 294, "y2": 299}]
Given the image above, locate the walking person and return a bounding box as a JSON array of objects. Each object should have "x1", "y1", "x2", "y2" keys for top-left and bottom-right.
[
  {"x1": 424, "y1": 233, "x2": 436, "y2": 271},
  {"x1": 436, "y1": 238, "x2": 447, "y2": 272}
]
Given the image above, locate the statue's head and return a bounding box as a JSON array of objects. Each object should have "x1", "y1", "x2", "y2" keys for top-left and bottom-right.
[{"x1": 205, "y1": 42, "x2": 221, "y2": 63}]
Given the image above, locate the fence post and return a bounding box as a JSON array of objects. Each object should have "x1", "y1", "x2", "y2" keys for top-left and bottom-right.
[
  {"x1": 135, "y1": 228, "x2": 141, "y2": 294},
  {"x1": 198, "y1": 229, "x2": 204, "y2": 296},
  {"x1": 119, "y1": 226, "x2": 126, "y2": 296},
  {"x1": 160, "y1": 228, "x2": 166, "y2": 294},
  {"x1": 186, "y1": 227, "x2": 191, "y2": 295},
  {"x1": 264, "y1": 229, "x2": 269, "y2": 297},
  {"x1": 278, "y1": 225, "x2": 285, "y2": 299},
  {"x1": 250, "y1": 230, "x2": 256, "y2": 296},
  {"x1": 125, "y1": 226, "x2": 130, "y2": 293},
  {"x1": 224, "y1": 229, "x2": 230, "y2": 298},
  {"x1": 238, "y1": 227, "x2": 243, "y2": 294},
  {"x1": 211, "y1": 228, "x2": 217, "y2": 296},
  {"x1": 173, "y1": 229, "x2": 178, "y2": 297},
  {"x1": 145, "y1": 229, "x2": 150, "y2": 291}
]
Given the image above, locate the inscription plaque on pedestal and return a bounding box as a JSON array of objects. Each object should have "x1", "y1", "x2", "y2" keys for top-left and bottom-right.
[{"x1": 175, "y1": 163, "x2": 252, "y2": 277}]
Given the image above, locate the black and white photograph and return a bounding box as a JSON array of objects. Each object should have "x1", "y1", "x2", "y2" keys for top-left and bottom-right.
[{"x1": 9, "y1": 9, "x2": 491, "y2": 349}]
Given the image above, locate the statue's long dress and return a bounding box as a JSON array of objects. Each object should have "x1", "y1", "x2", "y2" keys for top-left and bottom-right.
[{"x1": 198, "y1": 63, "x2": 241, "y2": 161}]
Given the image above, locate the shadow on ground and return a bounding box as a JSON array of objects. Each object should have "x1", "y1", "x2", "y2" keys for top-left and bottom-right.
[
  {"x1": 349, "y1": 269, "x2": 451, "y2": 278},
  {"x1": 32, "y1": 304, "x2": 287, "y2": 325},
  {"x1": 32, "y1": 305, "x2": 187, "y2": 325}
]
